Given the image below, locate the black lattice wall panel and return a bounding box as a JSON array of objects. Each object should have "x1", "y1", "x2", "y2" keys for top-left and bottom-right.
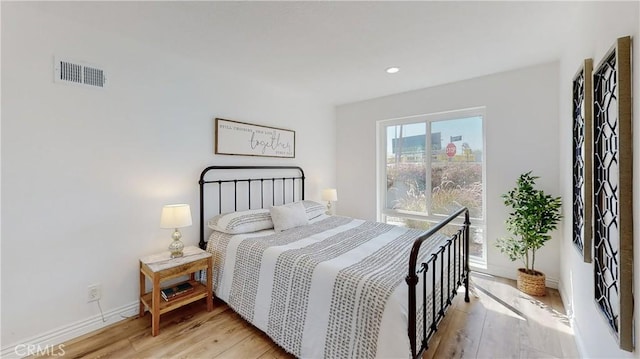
[
  {"x1": 592, "y1": 36, "x2": 633, "y2": 352},
  {"x1": 572, "y1": 59, "x2": 593, "y2": 263}
]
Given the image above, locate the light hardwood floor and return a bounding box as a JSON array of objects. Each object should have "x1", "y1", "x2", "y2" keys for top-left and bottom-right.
[
  {"x1": 33, "y1": 273, "x2": 578, "y2": 358},
  {"x1": 424, "y1": 273, "x2": 579, "y2": 358}
]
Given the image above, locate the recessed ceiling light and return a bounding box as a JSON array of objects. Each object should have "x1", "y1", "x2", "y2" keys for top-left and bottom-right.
[{"x1": 386, "y1": 67, "x2": 400, "y2": 74}]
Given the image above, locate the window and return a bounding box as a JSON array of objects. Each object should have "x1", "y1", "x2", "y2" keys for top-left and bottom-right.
[{"x1": 377, "y1": 107, "x2": 486, "y2": 265}]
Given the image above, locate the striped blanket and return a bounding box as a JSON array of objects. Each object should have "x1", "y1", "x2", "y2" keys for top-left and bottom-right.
[{"x1": 206, "y1": 215, "x2": 447, "y2": 358}]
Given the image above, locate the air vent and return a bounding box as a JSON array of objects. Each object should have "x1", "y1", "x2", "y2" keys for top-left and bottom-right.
[
  {"x1": 83, "y1": 66, "x2": 104, "y2": 87},
  {"x1": 59, "y1": 61, "x2": 82, "y2": 84},
  {"x1": 54, "y1": 58, "x2": 106, "y2": 88}
]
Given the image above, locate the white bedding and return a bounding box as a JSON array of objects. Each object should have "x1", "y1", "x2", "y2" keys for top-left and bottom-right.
[{"x1": 206, "y1": 215, "x2": 451, "y2": 359}]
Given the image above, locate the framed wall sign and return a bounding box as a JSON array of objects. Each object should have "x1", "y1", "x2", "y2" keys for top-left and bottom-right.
[
  {"x1": 571, "y1": 58, "x2": 593, "y2": 263},
  {"x1": 592, "y1": 36, "x2": 633, "y2": 352},
  {"x1": 215, "y1": 118, "x2": 295, "y2": 158}
]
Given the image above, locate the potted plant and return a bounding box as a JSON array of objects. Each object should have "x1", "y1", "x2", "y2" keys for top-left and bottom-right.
[{"x1": 496, "y1": 171, "x2": 562, "y2": 296}]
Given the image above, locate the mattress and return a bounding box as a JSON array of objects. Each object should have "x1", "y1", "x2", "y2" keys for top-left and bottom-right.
[{"x1": 206, "y1": 215, "x2": 450, "y2": 358}]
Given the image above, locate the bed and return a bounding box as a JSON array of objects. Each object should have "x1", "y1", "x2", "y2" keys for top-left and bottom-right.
[{"x1": 198, "y1": 166, "x2": 470, "y2": 358}]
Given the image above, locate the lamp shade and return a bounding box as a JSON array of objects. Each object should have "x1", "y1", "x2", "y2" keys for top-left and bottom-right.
[
  {"x1": 160, "y1": 204, "x2": 192, "y2": 229},
  {"x1": 322, "y1": 189, "x2": 338, "y2": 202}
]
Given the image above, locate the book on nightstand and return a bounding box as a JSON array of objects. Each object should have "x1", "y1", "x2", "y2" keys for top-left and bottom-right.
[{"x1": 161, "y1": 282, "x2": 194, "y2": 301}]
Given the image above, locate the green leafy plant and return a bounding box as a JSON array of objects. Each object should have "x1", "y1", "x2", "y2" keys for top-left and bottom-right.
[{"x1": 496, "y1": 171, "x2": 562, "y2": 275}]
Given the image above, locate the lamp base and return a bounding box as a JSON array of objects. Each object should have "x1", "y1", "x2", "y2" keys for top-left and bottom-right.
[
  {"x1": 169, "y1": 240, "x2": 184, "y2": 258},
  {"x1": 168, "y1": 229, "x2": 184, "y2": 258}
]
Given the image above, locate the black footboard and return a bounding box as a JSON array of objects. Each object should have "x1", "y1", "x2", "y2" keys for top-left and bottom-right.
[{"x1": 406, "y1": 207, "x2": 471, "y2": 358}]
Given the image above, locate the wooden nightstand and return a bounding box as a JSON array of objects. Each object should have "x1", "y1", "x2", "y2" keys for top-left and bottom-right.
[{"x1": 139, "y1": 246, "x2": 213, "y2": 336}]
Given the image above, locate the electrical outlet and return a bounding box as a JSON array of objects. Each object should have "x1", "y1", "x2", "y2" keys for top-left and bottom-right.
[{"x1": 88, "y1": 284, "x2": 101, "y2": 302}]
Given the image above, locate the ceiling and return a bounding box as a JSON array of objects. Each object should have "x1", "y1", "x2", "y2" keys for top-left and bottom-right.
[{"x1": 48, "y1": 1, "x2": 589, "y2": 105}]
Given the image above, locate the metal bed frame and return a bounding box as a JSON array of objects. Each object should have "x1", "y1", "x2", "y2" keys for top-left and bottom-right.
[
  {"x1": 198, "y1": 165, "x2": 470, "y2": 358},
  {"x1": 406, "y1": 206, "x2": 471, "y2": 358},
  {"x1": 198, "y1": 165, "x2": 305, "y2": 250}
]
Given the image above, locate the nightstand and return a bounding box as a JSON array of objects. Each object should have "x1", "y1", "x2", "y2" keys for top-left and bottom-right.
[{"x1": 139, "y1": 246, "x2": 213, "y2": 336}]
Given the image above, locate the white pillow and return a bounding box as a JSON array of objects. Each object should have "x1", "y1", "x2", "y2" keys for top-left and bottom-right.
[
  {"x1": 270, "y1": 202, "x2": 309, "y2": 232},
  {"x1": 300, "y1": 200, "x2": 327, "y2": 220},
  {"x1": 207, "y1": 208, "x2": 273, "y2": 234}
]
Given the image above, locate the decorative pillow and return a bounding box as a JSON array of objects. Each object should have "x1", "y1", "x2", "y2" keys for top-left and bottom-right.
[
  {"x1": 300, "y1": 200, "x2": 327, "y2": 219},
  {"x1": 207, "y1": 208, "x2": 273, "y2": 234},
  {"x1": 270, "y1": 202, "x2": 309, "y2": 232}
]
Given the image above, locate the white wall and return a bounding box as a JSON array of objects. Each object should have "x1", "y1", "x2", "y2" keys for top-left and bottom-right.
[
  {"x1": 557, "y1": 2, "x2": 639, "y2": 357},
  {"x1": 336, "y1": 62, "x2": 561, "y2": 283},
  {"x1": 1, "y1": 2, "x2": 335, "y2": 352}
]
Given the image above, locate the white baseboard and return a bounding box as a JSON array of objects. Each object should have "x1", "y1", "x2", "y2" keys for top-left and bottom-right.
[
  {"x1": 1, "y1": 301, "x2": 138, "y2": 359},
  {"x1": 557, "y1": 282, "x2": 585, "y2": 358}
]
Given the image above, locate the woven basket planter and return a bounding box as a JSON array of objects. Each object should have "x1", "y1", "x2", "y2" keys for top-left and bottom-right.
[{"x1": 517, "y1": 268, "x2": 546, "y2": 296}]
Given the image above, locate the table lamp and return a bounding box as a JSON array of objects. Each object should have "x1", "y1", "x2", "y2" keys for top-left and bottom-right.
[
  {"x1": 160, "y1": 204, "x2": 192, "y2": 258},
  {"x1": 322, "y1": 188, "x2": 338, "y2": 215}
]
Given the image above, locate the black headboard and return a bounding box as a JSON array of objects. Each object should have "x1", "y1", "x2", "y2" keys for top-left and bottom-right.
[{"x1": 198, "y1": 166, "x2": 306, "y2": 249}]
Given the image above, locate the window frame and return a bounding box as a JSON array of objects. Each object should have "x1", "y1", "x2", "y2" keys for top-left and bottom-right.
[{"x1": 376, "y1": 106, "x2": 487, "y2": 266}]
